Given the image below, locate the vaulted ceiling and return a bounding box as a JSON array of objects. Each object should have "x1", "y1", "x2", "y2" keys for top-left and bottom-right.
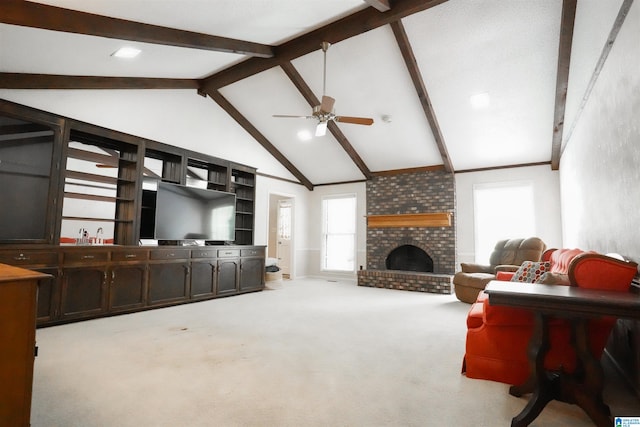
[{"x1": 0, "y1": 0, "x2": 576, "y2": 189}]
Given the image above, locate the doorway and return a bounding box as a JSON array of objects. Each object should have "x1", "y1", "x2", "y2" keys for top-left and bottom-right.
[{"x1": 268, "y1": 194, "x2": 294, "y2": 279}]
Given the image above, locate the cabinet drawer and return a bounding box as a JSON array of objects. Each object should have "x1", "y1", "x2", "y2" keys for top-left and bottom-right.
[
  {"x1": 217, "y1": 249, "x2": 240, "y2": 258},
  {"x1": 150, "y1": 249, "x2": 190, "y2": 260},
  {"x1": 111, "y1": 250, "x2": 148, "y2": 262},
  {"x1": 241, "y1": 248, "x2": 264, "y2": 257},
  {"x1": 63, "y1": 251, "x2": 109, "y2": 264},
  {"x1": 191, "y1": 249, "x2": 218, "y2": 259},
  {"x1": 0, "y1": 251, "x2": 58, "y2": 266}
]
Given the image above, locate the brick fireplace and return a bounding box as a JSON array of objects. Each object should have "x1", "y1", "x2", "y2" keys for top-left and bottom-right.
[{"x1": 357, "y1": 170, "x2": 455, "y2": 294}]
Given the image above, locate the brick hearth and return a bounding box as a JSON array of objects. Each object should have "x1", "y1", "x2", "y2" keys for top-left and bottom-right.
[
  {"x1": 359, "y1": 170, "x2": 456, "y2": 294},
  {"x1": 357, "y1": 269, "x2": 452, "y2": 294}
]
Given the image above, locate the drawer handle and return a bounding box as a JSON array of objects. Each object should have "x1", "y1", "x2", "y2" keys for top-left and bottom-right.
[
  {"x1": 14, "y1": 254, "x2": 30, "y2": 261},
  {"x1": 82, "y1": 255, "x2": 95, "y2": 260},
  {"x1": 125, "y1": 254, "x2": 137, "y2": 258}
]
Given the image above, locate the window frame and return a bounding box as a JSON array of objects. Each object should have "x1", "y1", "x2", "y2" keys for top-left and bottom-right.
[{"x1": 321, "y1": 193, "x2": 357, "y2": 272}]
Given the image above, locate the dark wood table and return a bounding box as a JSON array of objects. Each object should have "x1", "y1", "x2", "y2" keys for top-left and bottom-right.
[{"x1": 484, "y1": 280, "x2": 640, "y2": 427}]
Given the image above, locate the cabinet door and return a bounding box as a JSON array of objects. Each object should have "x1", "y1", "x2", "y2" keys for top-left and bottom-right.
[
  {"x1": 60, "y1": 267, "x2": 107, "y2": 319},
  {"x1": 217, "y1": 258, "x2": 239, "y2": 295},
  {"x1": 148, "y1": 262, "x2": 189, "y2": 304},
  {"x1": 0, "y1": 113, "x2": 60, "y2": 244},
  {"x1": 239, "y1": 257, "x2": 264, "y2": 292},
  {"x1": 190, "y1": 260, "x2": 216, "y2": 299},
  {"x1": 109, "y1": 264, "x2": 146, "y2": 311},
  {"x1": 34, "y1": 267, "x2": 59, "y2": 324}
]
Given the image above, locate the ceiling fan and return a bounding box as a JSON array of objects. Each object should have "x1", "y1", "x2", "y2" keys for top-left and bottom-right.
[{"x1": 273, "y1": 42, "x2": 374, "y2": 137}]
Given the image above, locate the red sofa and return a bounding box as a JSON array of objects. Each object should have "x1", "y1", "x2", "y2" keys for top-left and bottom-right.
[{"x1": 461, "y1": 248, "x2": 638, "y2": 385}]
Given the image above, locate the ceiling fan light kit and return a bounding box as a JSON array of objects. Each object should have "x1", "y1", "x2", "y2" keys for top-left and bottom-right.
[{"x1": 274, "y1": 42, "x2": 374, "y2": 138}]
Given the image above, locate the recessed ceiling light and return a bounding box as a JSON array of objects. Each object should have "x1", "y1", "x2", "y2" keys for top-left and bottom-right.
[
  {"x1": 469, "y1": 92, "x2": 491, "y2": 109},
  {"x1": 111, "y1": 47, "x2": 141, "y2": 59},
  {"x1": 297, "y1": 129, "x2": 313, "y2": 141}
]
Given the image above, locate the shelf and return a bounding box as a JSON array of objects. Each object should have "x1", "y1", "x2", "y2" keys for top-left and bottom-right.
[
  {"x1": 62, "y1": 216, "x2": 133, "y2": 224},
  {"x1": 62, "y1": 216, "x2": 114, "y2": 222},
  {"x1": 65, "y1": 170, "x2": 118, "y2": 185},
  {"x1": 232, "y1": 181, "x2": 254, "y2": 188},
  {"x1": 366, "y1": 213, "x2": 452, "y2": 228},
  {"x1": 0, "y1": 170, "x2": 51, "y2": 179},
  {"x1": 64, "y1": 192, "x2": 135, "y2": 202}
]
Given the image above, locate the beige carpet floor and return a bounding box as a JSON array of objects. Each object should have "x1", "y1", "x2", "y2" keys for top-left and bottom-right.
[{"x1": 31, "y1": 278, "x2": 639, "y2": 426}]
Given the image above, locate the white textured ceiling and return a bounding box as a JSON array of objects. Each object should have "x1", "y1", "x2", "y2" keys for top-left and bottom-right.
[{"x1": 0, "y1": 0, "x2": 569, "y2": 186}]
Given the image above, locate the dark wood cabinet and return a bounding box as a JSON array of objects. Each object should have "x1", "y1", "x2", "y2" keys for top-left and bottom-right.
[
  {"x1": 148, "y1": 248, "x2": 190, "y2": 305},
  {"x1": 109, "y1": 248, "x2": 148, "y2": 311},
  {"x1": 109, "y1": 264, "x2": 147, "y2": 311},
  {"x1": 34, "y1": 267, "x2": 59, "y2": 323},
  {"x1": 0, "y1": 264, "x2": 50, "y2": 427},
  {"x1": 60, "y1": 266, "x2": 108, "y2": 319},
  {"x1": 217, "y1": 257, "x2": 240, "y2": 295},
  {"x1": 240, "y1": 248, "x2": 265, "y2": 292},
  {"x1": 0, "y1": 244, "x2": 264, "y2": 326},
  {"x1": 190, "y1": 260, "x2": 217, "y2": 299},
  {"x1": 0, "y1": 249, "x2": 61, "y2": 323},
  {"x1": 148, "y1": 262, "x2": 189, "y2": 304},
  {"x1": 190, "y1": 248, "x2": 218, "y2": 299}
]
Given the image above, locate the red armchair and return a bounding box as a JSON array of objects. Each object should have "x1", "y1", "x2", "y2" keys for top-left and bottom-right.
[{"x1": 462, "y1": 248, "x2": 638, "y2": 385}]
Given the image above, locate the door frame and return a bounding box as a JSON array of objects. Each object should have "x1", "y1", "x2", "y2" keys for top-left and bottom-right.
[{"x1": 268, "y1": 192, "x2": 295, "y2": 279}]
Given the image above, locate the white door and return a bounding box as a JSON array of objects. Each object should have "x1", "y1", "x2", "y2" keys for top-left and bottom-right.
[{"x1": 276, "y1": 199, "x2": 293, "y2": 277}]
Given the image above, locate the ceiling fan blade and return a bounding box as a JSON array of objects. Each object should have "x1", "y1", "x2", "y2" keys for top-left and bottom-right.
[
  {"x1": 320, "y1": 95, "x2": 335, "y2": 113},
  {"x1": 335, "y1": 116, "x2": 374, "y2": 126},
  {"x1": 315, "y1": 121, "x2": 328, "y2": 137},
  {"x1": 273, "y1": 114, "x2": 315, "y2": 119}
]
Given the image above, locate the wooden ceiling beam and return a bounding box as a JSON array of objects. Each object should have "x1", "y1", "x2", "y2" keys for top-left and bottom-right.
[
  {"x1": 280, "y1": 62, "x2": 372, "y2": 180},
  {"x1": 558, "y1": 0, "x2": 633, "y2": 163},
  {"x1": 204, "y1": 90, "x2": 314, "y2": 191},
  {"x1": 0, "y1": 0, "x2": 273, "y2": 58},
  {"x1": 0, "y1": 73, "x2": 199, "y2": 90},
  {"x1": 550, "y1": 0, "x2": 577, "y2": 170},
  {"x1": 201, "y1": 0, "x2": 448, "y2": 91},
  {"x1": 390, "y1": 20, "x2": 453, "y2": 173}
]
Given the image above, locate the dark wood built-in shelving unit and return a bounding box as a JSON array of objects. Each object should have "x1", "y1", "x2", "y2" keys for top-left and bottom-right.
[
  {"x1": 0, "y1": 99, "x2": 264, "y2": 327},
  {"x1": 1, "y1": 99, "x2": 257, "y2": 247}
]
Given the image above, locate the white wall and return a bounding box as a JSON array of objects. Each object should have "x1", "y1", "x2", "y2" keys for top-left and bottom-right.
[
  {"x1": 304, "y1": 182, "x2": 367, "y2": 280},
  {"x1": 254, "y1": 175, "x2": 311, "y2": 279},
  {"x1": 559, "y1": 0, "x2": 640, "y2": 259},
  {"x1": 454, "y1": 165, "x2": 563, "y2": 267}
]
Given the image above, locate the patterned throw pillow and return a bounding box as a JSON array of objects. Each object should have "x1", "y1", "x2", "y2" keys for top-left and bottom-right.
[{"x1": 510, "y1": 261, "x2": 551, "y2": 283}]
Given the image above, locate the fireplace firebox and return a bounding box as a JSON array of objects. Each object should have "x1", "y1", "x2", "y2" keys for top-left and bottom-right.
[{"x1": 386, "y1": 245, "x2": 434, "y2": 272}]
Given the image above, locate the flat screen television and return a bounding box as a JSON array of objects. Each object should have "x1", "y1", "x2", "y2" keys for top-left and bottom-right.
[{"x1": 142, "y1": 181, "x2": 236, "y2": 243}]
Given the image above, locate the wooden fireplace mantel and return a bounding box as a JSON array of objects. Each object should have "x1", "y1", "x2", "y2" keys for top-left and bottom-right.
[{"x1": 366, "y1": 213, "x2": 452, "y2": 228}]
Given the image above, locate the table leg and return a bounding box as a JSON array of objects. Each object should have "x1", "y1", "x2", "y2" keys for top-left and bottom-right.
[
  {"x1": 569, "y1": 319, "x2": 612, "y2": 427},
  {"x1": 510, "y1": 313, "x2": 555, "y2": 427}
]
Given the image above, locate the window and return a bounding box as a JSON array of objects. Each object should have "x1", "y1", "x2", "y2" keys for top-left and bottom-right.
[
  {"x1": 322, "y1": 195, "x2": 356, "y2": 271},
  {"x1": 473, "y1": 181, "x2": 535, "y2": 264}
]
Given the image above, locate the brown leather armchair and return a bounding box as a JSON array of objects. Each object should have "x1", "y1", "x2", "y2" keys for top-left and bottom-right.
[{"x1": 453, "y1": 237, "x2": 546, "y2": 303}]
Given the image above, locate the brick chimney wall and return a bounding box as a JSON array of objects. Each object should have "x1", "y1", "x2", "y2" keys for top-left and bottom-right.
[{"x1": 366, "y1": 170, "x2": 456, "y2": 274}]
